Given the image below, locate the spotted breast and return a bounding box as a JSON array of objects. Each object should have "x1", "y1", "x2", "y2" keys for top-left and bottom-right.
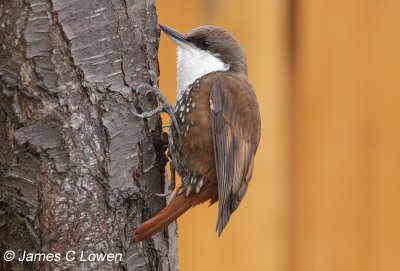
[{"x1": 168, "y1": 75, "x2": 217, "y2": 199}]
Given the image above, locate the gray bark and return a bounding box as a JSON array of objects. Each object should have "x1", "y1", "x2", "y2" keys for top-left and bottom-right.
[{"x1": 0, "y1": 0, "x2": 178, "y2": 270}]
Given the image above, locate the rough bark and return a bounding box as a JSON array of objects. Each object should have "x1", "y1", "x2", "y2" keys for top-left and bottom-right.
[{"x1": 0, "y1": 0, "x2": 178, "y2": 270}]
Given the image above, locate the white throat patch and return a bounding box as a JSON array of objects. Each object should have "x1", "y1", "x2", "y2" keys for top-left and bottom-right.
[{"x1": 176, "y1": 44, "x2": 230, "y2": 100}]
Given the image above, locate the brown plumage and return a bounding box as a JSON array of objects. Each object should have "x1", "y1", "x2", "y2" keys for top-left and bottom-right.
[{"x1": 133, "y1": 25, "x2": 261, "y2": 242}]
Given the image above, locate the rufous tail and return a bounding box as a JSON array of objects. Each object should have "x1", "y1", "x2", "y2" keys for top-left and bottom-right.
[{"x1": 133, "y1": 192, "x2": 197, "y2": 242}]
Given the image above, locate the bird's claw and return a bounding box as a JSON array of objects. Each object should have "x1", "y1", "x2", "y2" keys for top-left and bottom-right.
[
  {"x1": 132, "y1": 83, "x2": 181, "y2": 135},
  {"x1": 136, "y1": 83, "x2": 153, "y2": 96},
  {"x1": 155, "y1": 190, "x2": 173, "y2": 197},
  {"x1": 155, "y1": 163, "x2": 176, "y2": 197},
  {"x1": 130, "y1": 106, "x2": 162, "y2": 119},
  {"x1": 155, "y1": 180, "x2": 176, "y2": 197}
]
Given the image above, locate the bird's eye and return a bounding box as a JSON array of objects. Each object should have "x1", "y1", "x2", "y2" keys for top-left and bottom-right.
[{"x1": 201, "y1": 40, "x2": 210, "y2": 48}]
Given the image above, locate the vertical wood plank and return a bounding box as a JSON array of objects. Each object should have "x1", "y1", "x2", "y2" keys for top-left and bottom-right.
[
  {"x1": 293, "y1": 1, "x2": 400, "y2": 271},
  {"x1": 158, "y1": 0, "x2": 291, "y2": 270}
]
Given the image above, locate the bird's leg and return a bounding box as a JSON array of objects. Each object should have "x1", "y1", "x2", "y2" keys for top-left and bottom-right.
[
  {"x1": 155, "y1": 163, "x2": 176, "y2": 197},
  {"x1": 168, "y1": 163, "x2": 176, "y2": 191},
  {"x1": 160, "y1": 131, "x2": 169, "y2": 150},
  {"x1": 131, "y1": 82, "x2": 180, "y2": 135}
]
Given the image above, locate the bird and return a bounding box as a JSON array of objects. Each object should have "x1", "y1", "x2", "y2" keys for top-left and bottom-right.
[{"x1": 133, "y1": 24, "x2": 261, "y2": 242}]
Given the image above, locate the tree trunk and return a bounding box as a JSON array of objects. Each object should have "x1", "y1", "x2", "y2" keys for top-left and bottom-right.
[{"x1": 0, "y1": 0, "x2": 178, "y2": 270}]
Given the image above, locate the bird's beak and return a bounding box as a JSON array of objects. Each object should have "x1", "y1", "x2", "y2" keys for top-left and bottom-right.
[{"x1": 159, "y1": 24, "x2": 189, "y2": 47}]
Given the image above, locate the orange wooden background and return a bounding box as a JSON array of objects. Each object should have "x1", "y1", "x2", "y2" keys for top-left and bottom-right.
[{"x1": 157, "y1": 0, "x2": 400, "y2": 270}]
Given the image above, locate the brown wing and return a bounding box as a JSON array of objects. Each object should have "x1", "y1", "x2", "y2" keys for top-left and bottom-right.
[{"x1": 210, "y1": 74, "x2": 261, "y2": 236}]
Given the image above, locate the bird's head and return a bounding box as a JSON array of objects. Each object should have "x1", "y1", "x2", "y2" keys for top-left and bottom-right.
[{"x1": 160, "y1": 24, "x2": 247, "y2": 96}]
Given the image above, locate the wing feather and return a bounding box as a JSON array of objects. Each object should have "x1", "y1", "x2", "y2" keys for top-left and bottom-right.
[{"x1": 210, "y1": 74, "x2": 261, "y2": 236}]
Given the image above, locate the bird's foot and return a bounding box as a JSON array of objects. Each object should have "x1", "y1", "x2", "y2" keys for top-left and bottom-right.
[
  {"x1": 155, "y1": 173, "x2": 176, "y2": 197},
  {"x1": 132, "y1": 83, "x2": 180, "y2": 135},
  {"x1": 155, "y1": 163, "x2": 176, "y2": 197},
  {"x1": 160, "y1": 131, "x2": 169, "y2": 149},
  {"x1": 155, "y1": 181, "x2": 175, "y2": 197}
]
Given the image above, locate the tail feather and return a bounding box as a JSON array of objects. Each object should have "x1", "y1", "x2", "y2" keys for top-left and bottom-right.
[
  {"x1": 134, "y1": 176, "x2": 217, "y2": 242},
  {"x1": 133, "y1": 193, "x2": 196, "y2": 242}
]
